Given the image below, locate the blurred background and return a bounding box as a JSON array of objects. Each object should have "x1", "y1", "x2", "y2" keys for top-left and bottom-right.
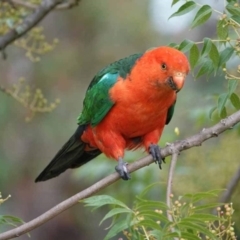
[{"x1": 0, "y1": 0, "x2": 239, "y2": 239}]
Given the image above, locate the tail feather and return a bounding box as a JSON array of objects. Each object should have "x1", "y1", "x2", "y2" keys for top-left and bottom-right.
[{"x1": 35, "y1": 125, "x2": 101, "y2": 182}]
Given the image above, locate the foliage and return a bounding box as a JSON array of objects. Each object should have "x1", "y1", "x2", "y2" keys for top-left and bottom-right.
[
  {"x1": 0, "y1": 0, "x2": 60, "y2": 120},
  {"x1": 14, "y1": 27, "x2": 59, "y2": 62},
  {"x1": 0, "y1": 1, "x2": 58, "y2": 61},
  {"x1": 0, "y1": 78, "x2": 60, "y2": 121},
  {"x1": 0, "y1": 193, "x2": 25, "y2": 230},
  {"x1": 82, "y1": 187, "x2": 236, "y2": 240},
  {"x1": 169, "y1": 0, "x2": 240, "y2": 120}
]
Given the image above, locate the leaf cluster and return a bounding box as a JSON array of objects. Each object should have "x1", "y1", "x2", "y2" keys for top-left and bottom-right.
[
  {"x1": 0, "y1": 78, "x2": 60, "y2": 121},
  {"x1": 0, "y1": 192, "x2": 24, "y2": 230},
  {"x1": 0, "y1": 1, "x2": 58, "y2": 61},
  {"x1": 82, "y1": 187, "x2": 236, "y2": 240},
  {"x1": 169, "y1": 0, "x2": 240, "y2": 120}
]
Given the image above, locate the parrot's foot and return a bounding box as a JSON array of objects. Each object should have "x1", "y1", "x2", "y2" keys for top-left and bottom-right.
[
  {"x1": 115, "y1": 157, "x2": 131, "y2": 180},
  {"x1": 149, "y1": 144, "x2": 165, "y2": 169}
]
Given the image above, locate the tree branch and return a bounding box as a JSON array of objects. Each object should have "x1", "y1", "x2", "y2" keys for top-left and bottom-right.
[
  {"x1": 0, "y1": 0, "x2": 63, "y2": 52},
  {"x1": 166, "y1": 150, "x2": 178, "y2": 222},
  {"x1": 219, "y1": 165, "x2": 240, "y2": 203},
  {"x1": 166, "y1": 150, "x2": 179, "y2": 240},
  {"x1": 1, "y1": 111, "x2": 240, "y2": 240},
  {"x1": 11, "y1": 0, "x2": 80, "y2": 10}
]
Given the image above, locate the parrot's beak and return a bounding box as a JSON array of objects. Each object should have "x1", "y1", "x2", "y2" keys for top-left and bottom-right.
[{"x1": 173, "y1": 72, "x2": 186, "y2": 92}]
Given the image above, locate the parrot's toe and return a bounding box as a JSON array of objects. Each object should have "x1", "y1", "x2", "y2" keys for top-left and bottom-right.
[
  {"x1": 149, "y1": 144, "x2": 165, "y2": 169},
  {"x1": 115, "y1": 158, "x2": 131, "y2": 180}
]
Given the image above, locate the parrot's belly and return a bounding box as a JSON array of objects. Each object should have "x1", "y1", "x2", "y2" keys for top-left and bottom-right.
[{"x1": 106, "y1": 101, "x2": 170, "y2": 138}]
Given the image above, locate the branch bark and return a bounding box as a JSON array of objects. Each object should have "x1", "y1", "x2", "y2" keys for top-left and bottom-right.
[
  {"x1": 0, "y1": 0, "x2": 63, "y2": 52},
  {"x1": 0, "y1": 110, "x2": 240, "y2": 240},
  {"x1": 11, "y1": 0, "x2": 80, "y2": 10}
]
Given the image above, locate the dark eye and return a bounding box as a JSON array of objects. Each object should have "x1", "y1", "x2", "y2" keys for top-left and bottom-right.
[{"x1": 161, "y1": 63, "x2": 167, "y2": 70}]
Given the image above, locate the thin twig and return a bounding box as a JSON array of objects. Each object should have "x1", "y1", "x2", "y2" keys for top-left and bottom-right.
[
  {"x1": 1, "y1": 111, "x2": 240, "y2": 239},
  {"x1": 0, "y1": 0, "x2": 63, "y2": 52},
  {"x1": 166, "y1": 151, "x2": 178, "y2": 222},
  {"x1": 11, "y1": 0, "x2": 80, "y2": 10},
  {"x1": 166, "y1": 150, "x2": 179, "y2": 240},
  {"x1": 212, "y1": 166, "x2": 240, "y2": 215},
  {"x1": 219, "y1": 166, "x2": 240, "y2": 203}
]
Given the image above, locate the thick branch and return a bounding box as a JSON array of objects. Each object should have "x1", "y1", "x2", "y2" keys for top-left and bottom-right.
[
  {"x1": 11, "y1": 0, "x2": 80, "y2": 10},
  {"x1": 0, "y1": 0, "x2": 63, "y2": 51},
  {"x1": 0, "y1": 111, "x2": 240, "y2": 240}
]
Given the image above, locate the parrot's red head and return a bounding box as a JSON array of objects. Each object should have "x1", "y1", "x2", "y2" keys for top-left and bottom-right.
[{"x1": 135, "y1": 46, "x2": 190, "y2": 93}]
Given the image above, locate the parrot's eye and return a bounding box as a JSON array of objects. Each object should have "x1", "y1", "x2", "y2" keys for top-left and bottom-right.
[{"x1": 161, "y1": 63, "x2": 167, "y2": 70}]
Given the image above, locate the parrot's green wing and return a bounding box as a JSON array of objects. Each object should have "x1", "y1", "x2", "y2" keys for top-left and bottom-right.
[
  {"x1": 78, "y1": 72, "x2": 117, "y2": 126},
  {"x1": 78, "y1": 53, "x2": 143, "y2": 126},
  {"x1": 165, "y1": 101, "x2": 176, "y2": 125}
]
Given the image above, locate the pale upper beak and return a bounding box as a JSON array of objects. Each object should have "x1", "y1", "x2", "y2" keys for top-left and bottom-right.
[{"x1": 173, "y1": 72, "x2": 186, "y2": 91}]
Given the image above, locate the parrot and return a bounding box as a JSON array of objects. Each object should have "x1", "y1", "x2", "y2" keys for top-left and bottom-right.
[{"x1": 35, "y1": 46, "x2": 189, "y2": 182}]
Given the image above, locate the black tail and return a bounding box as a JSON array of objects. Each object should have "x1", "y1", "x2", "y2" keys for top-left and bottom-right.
[{"x1": 35, "y1": 125, "x2": 101, "y2": 182}]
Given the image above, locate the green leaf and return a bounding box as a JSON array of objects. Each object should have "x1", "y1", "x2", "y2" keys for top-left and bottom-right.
[
  {"x1": 209, "y1": 42, "x2": 220, "y2": 69},
  {"x1": 99, "y1": 208, "x2": 132, "y2": 225},
  {"x1": 137, "y1": 219, "x2": 162, "y2": 230},
  {"x1": 201, "y1": 38, "x2": 212, "y2": 56},
  {"x1": 135, "y1": 199, "x2": 168, "y2": 211},
  {"x1": 208, "y1": 189, "x2": 225, "y2": 195},
  {"x1": 209, "y1": 106, "x2": 217, "y2": 119},
  {"x1": 226, "y1": 3, "x2": 240, "y2": 15},
  {"x1": 183, "y1": 191, "x2": 219, "y2": 202},
  {"x1": 171, "y1": 0, "x2": 180, "y2": 7},
  {"x1": 181, "y1": 232, "x2": 203, "y2": 240},
  {"x1": 219, "y1": 47, "x2": 235, "y2": 66},
  {"x1": 178, "y1": 39, "x2": 194, "y2": 53},
  {"x1": 178, "y1": 221, "x2": 216, "y2": 239},
  {"x1": 196, "y1": 59, "x2": 214, "y2": 78},
  {"x1": 82, "y1": 195, "x2": 129, "y2": 210},
  {"x1": 221, "y1": 106, "x2": 227, "y2": 118},
  {"x1": 191, "y1": 5, "x2": 212, "y2": 29},
  {"x1": 218, "y1": 93, "x2": 229, "y2": 116},
  {"x1": 189, "y1": 44, "x2": 199, "y2": 69},
  {"x1": 169, "y1": 1, "x2": 196, "y2": 19},
  {"x1": 230, "y1": 93, "x2": 240, "y2": 110},
  {"x1": 150, "y1": 230, "x2": 164, "y2": 240},
  {"x1": 0, "y1": 215, "x2": 25, "y2": 227},
  {"x1": 168, "y1": 42, "x2": 179, "y2": 48},
  {"x1": 163, "y1": 232, "x2": 181, "y2": 238},
  {"x1": 194, "y1": 203, "x2": 223, "y2": 211},
  {"x1": 103, "y1": 219, "x2": 130, "y2": 240},
  {"x1": 231, "y1": 15, "x2": 240, "y2": 24},
  {"x1": 190, "y1": 213, "x2": 220, "y2": 221},
  {"x1": 217, "y1": 19, "x2": 228, "y2": 40},
  {"x1": 228, "y1": 80, "x2": 238, "y2": 95},
  {"x1": 139, "y1": 210, "x2": 169, "y2": 223}
]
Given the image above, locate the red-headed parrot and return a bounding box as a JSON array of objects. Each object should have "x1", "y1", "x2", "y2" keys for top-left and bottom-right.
[{"x1": 35, "y1": 46, "x2": 189, "y2": 182}]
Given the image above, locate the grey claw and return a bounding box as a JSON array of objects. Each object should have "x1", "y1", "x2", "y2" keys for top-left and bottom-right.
[
  {"x1": 115, "y1": 157, "x2": 131, "y2": 180},
  {"x1": 149, "y1": 144, "x2": 165, "y2": 169}
]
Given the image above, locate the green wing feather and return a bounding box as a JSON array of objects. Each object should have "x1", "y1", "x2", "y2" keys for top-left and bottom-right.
[
  {"x1": 78, "y1": 73, "x2": 117, "y2": 126},
  {"x1": 165, "y1": 101, "x2": 176, "y2": 125},
  {"x1": 78, "y1": 53, "x2": 142, "y2": 126}
]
